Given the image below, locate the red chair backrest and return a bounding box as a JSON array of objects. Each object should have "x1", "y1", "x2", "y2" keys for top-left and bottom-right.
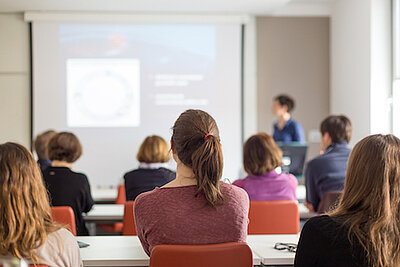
[
  {"x1": 115, "y1": 184, "x2": 126, "y2": 204},
  {"x1": 248, "y1": 200, "x2": 299, "y2": 234},
  {"x1": 122, "y1": 201, "x2": 137, "y2": 235},
  {"x1": 150, "y1": 242, "x2": 252, "y2": 267},
  {"x1": 51, "y1": 206, "x2": 77, "y2": 236}
]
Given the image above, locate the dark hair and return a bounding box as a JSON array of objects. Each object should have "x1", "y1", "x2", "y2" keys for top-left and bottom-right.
[
  {"x1": 320, "y1": 115, "x2": 352, "y2": 143},
  {"x1": 171, "y1": 109, "x2": 224, "y2": 207},
  {"x1": 33, "y1": 130, "x2": 57, "y2": 160},
  {"x1": 274, "y1": 95, "x2": 295, "y2": 113},
  {"x1": 244, "y1": 132, "x2": 282, "y2": 175},
  {"x1": 47, "y1": 132, "x2": 82, "y2": 163}
]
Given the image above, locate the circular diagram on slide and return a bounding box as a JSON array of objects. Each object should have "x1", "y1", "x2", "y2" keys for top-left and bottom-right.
[
  {"x1": 67, "y1": 58, "x2": 140, "y2": 127},
  {"x1": 73, "y1": 70, "x2": 133, "y2": 120}
]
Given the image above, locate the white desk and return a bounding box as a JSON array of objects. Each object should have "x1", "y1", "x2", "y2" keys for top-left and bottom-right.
[
  {"x1": 296, "y1": 185, "x2": 306, "y2": 202},
  {"x1": 298, "y1": 202, "x2": 318, "y2": 220},
  {"x1": 78, "y1": 236, "x2": 149, "y2": 266},
  {"x1": 84, "y1": 204, "x2": 124, "y2": 223},
  {"x1": 92, "y1": 188, "x2": 118, "y2": 203},
  {"x1": 78, "y1": 236, "x2": 262, "y2": 266},
  {"x1": 247, "y1": 234, "x2": 299, "y2": 266},
  {"x1": 84, "y1": 203, "x2": 316, "y2": 224}
]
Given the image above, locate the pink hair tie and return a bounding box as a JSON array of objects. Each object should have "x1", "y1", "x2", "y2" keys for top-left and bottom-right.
[{"x1": 204, "y1": 133, "x2": 212, "y2": 140}]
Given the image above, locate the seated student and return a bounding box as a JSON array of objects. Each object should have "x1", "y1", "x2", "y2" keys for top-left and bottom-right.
[
  {"x1": 233, "y1": 132, "x2": 297, "y2": 200},
  {"x1": 33, "y1": 129, "x2": 57, "y2": 172},
  {"x1": 0, "y1": 142, "x2": 82, "y2": 266},
  {"x1": 134, "y1": 109, "x2": 249, "y2": 256},
  {"x1": 304, "y1": 115, "x2": 352, "y2": 212},
  {"x1": 124, "y1": 135, "x2": 175, "y2": 201},
  {"x1": 42, "y1": 132, "x2": 94, "y2": 236},
  {"x1": 295, "y1": 134, "x2": 400, "y2": 267},
  {"x1": 272, "y1": 94, "x2": 305, "y2": 142}
]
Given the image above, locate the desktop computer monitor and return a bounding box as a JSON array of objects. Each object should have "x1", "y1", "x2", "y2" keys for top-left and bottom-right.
[{"x1": 277, "y1": 143, "x2": 308, "y2": 177}]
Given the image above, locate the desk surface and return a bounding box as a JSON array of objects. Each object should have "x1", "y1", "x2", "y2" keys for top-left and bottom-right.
[
  {"x1": 92, "y1": 188, "x2": 118, "y2": 203},
  {"x1": 84, "y1": 204, "x2": 124, "y2": 222},
  {"x1": 78, "y1": 236, "x2": 148, "y2": 266},
  {"x1": 84, "y1": 202, "x2": 316, "y2": 223},
  {"x1": 246, "y1": 234, "x2": 299, "y2": 265},
  {"x1": 78, "y1": 236, "x2": 263, "y2": 266},
  {"x1": 92, "y1": 184, "x2": 306, "y2": 203}
]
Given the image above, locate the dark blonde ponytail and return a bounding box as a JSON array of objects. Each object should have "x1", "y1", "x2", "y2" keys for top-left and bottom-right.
[{"x1": 172, "y1": 109, "x2": 224, "y2": 207}]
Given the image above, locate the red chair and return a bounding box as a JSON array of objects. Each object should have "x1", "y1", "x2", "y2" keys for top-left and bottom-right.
[
  {"x1": 248, "y1": 200, "x2": 299, "y2": 234},
  {"x1": 122, "y1": 201, "x2": 137, "y2": 235},
  {"x1": 98, "y1": 184, "x2": 126, "y2": 233},
  {"x1": 150, "y1": 242, "x2": 253, "y2": 267},
  {"x1": 51, "y1": 206, "x2": 77, "y2": 236}
]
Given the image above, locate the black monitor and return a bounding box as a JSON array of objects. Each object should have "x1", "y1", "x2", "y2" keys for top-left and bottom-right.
[{"x1": 277, "y1": 142, "x2": 308, "y2": 177}]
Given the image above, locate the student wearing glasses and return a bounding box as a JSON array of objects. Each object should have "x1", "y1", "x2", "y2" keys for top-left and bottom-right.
[{"x1": 295, "y1": 134, "x2": 400, "y2": 266}]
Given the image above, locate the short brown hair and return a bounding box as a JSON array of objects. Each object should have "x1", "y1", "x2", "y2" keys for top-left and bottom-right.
[
  {"x1": 243, "y1": 132, "x2": 283, "y2": 175},
  {"x1": 137, "y1": 135, "x2": 171, "y2": 163},
  {"x1": 320, "y1": 115, "x2": 352, "y2": 143},
  {"x1": 47, "y1": 132, "x2": 82, "y2": 163},
  {"x1": 34, "y1": 130, "x2": 57, "y2": 160}
]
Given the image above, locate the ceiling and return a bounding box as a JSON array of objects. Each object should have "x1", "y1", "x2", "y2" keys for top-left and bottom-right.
[{"x1": 0, "y1": 0, "x2": 334, "y2": 15}]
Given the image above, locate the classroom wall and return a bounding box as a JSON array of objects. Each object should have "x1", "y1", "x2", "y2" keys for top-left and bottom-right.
[
  {"x1": 0, "y1": 14, "x2": 31, "y2": 148},
  {"x1": 256, "y1": 17, "x2": 330, "y2": 159},
  {"x1": 330, "y1": 0, "x2": 391, "y2": 145}
]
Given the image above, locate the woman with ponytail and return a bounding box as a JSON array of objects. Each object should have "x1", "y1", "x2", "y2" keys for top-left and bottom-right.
[{"x1": 134, "y1": 109, "x2": 249, "y2": 256}]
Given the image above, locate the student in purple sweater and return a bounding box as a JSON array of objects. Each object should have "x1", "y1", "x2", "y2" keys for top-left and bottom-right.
[
  {"x1": 134, "y1": 109, "x2": 249, "y2": 256},
  {"x1": 233, "y1": 132, "x2": 298, "y2": 201}
]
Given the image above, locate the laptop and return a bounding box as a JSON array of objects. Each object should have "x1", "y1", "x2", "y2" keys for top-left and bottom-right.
[{"x1": 277, "y1": 142, "x2": 308, "y2": 177}]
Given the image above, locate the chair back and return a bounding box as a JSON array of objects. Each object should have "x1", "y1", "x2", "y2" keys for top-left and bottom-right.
[
  {"x1": 150, "y1": 242, "x2": 252, "y2": 267},
  {"x1": 317, "y1": 191, "x2": 343, "y2": 214},
  {"x1": 51, "y1": 206, "x2": 77, "y2": 236},
  {"x1": 248, "y1": 200, "x2": 299, "y2": 234},
  {"x1": 122, "y1": 201, "x2": 137, "y2": 235},
  {"x1": 115, "y1": 184, "x2": 126, "y2": 204}
]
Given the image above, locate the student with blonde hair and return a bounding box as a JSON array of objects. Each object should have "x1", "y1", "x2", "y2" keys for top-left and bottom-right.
[
  {"x1": 295, "y1": 134, "x2": 400, "y2": 266},
  {"x1": 124, "y1": 135, "x2": 175, "y2": 201},
  {"x1": 134, "y1": 109, "x2": 249, "y2": 256},
  {"x1": 0, "y1": 142, "x2": 82, "y2": 266}
]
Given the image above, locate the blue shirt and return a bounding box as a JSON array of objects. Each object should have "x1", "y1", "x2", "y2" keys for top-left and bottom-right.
[
  {"x1": 304, "y1": 142, "x2": 351, "y2": 211},
  {"x1": 273, "y1": 118, "x2": 305, "y2": 142}
]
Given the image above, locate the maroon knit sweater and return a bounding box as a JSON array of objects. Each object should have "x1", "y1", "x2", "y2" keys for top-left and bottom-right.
[{"x1": 134, "y1": 182, "x2": 249, "y2": 255}]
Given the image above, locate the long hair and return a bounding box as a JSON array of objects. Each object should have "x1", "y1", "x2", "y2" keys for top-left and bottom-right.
[
  {"x1": 330, "y1": 134, "x2": 400, "y2": 266},
  {"x1": 0, "y1": 142, "x2": 60, "y2": 263},
  {"x1": 171, "y1": 109, "x2": 224, "y2": 207}
]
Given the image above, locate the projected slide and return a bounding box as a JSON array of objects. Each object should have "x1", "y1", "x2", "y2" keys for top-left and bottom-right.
[{"x1": 66, "y1": 58, "x2": 140, "y2": 127}]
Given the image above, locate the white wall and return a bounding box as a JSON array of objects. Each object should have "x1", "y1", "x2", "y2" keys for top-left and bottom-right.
[
  {"x1": 330, "y1": 0, "x2": 392, "y2": 145},
  {"x1": 0, "y1": 14, "x2": 31, "y2": 148}
]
